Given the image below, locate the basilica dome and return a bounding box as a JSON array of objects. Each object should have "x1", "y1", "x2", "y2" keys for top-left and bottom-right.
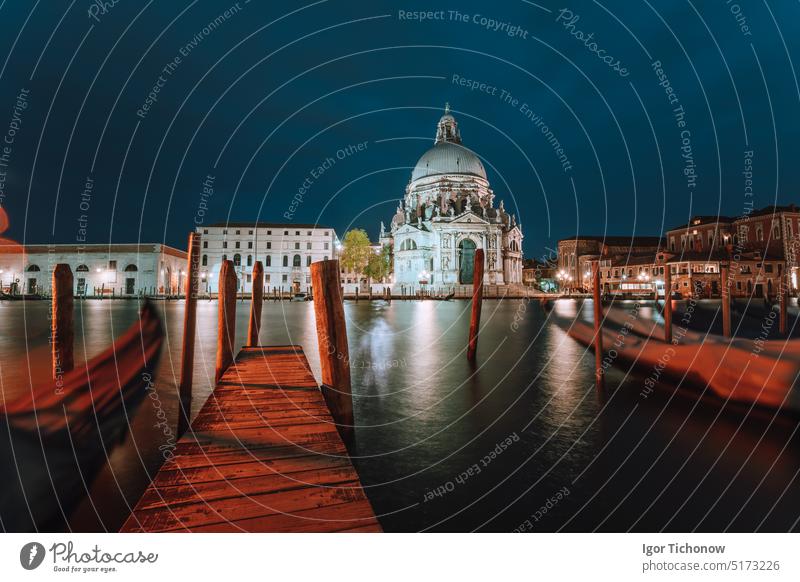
[
  {"x1": 411, "y1": 141, "x2": 487, "y2": 182},
  {"x1": 410, "y1": 104, "x2": 487, "y2": 182}
]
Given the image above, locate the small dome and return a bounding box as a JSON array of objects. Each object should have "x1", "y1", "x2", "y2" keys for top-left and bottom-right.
[{"x1": 411, "y1": 141, "x2": 487, "y2": 182}]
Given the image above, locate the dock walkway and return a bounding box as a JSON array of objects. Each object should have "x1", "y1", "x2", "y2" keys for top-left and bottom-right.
[{"x1": 120, "y1": 345, "x2": 381, "y2": 532}]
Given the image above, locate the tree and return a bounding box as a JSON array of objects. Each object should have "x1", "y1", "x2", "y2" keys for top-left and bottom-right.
[
  {"x1": 365, "y1": 244, "x2": 392, "y2": 282},
  {"x1": 339, "y1": 229, "x2": 372, "y2": 276}
]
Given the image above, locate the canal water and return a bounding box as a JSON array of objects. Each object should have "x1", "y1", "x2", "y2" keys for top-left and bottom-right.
[{"x1": 1, "y1": 297, "x2": 798, "y2": 532}]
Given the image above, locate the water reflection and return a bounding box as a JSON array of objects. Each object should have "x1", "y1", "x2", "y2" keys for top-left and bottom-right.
[{"x1": 0, "y1": 298, "x2": 798, "y2": 531}]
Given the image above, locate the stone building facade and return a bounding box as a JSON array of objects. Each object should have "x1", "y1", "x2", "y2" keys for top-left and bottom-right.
[
  {"x1": 0, "y1": 243, "x2": 186, "y2": 296},
  {"x1": 196, "y1": 223, "x2": 339, "y2": 294}
]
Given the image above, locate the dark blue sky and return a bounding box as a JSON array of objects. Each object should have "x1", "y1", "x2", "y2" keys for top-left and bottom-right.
[{"x1": 0, "y1": 0, "x2": 798, "y2": 257}]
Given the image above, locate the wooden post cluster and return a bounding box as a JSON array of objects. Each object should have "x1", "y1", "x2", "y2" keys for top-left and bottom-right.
[
  {"x1": 310, "y1": 259, "x2": 354, "y2": 442},
  {"x1": 247, "y1": 261, "x2": 264, "y2": 346},
  {"x1": 721, "y1": 262, "x2": 731, "y2": 339},
  {"x1": 592, "y1": 263, "x2": 604, "y2": 391},
  {"x1": 663, "y1": 264, "x2": 672, "y2": 344},
  {"x1": 215, "y1": 260, "x2": 238, "y2": 383},
  {"x1": 178, "y1": 232, "x2": 201, "y2": 435},
  {"x1": 467, "y1": 249, "x2": 485, "y2": 361},
  {"x1": 51, "y1": 264, "x2": 74, "y2": 380}
]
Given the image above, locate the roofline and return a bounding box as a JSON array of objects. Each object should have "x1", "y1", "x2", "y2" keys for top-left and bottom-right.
[
  {"x1": 201, "y1": 222, "x2": 335, "y2": 230},
  {"x1": 0, "y1": 243, "x2": 187, "y2": 257}
]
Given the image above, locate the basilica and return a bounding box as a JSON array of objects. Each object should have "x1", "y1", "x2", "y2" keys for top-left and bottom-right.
[{"x1": 380, "y1": 105, "x2": 523, "y2": 287}]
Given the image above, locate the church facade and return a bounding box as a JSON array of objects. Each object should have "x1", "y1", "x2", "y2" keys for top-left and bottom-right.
[{"x1": 380, "y1": 106, "x2": 523, "y2": 287}]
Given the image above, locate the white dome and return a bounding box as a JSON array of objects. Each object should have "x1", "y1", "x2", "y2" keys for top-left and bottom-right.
[{"x1": 411, "y1": 141, "x2": 487, "y2": 182}]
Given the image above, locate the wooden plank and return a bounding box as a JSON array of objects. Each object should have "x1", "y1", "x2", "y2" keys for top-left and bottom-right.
[{"x1": 120, "y1": 346, "x2": 380, "y2": 533}]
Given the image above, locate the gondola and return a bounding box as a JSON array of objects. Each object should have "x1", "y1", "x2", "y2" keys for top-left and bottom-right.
[
  {"x1": 0, "y1": 301, "x2": 164, "y2": 531},
  {"x1": 555, "y1": 305, "x2": 800, "y2": 413}
]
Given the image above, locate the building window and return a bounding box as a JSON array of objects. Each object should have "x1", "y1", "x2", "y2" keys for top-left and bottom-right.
[
  {"x1": 283, "y1": 256, "x2": 288, "y2": 267},
  {"x1": 202, "y1": 255, "x2": 208, "y2": 266},
  {"x1": 306, "y1": 256, "x2": 311, "y2": 267},
  {"x1": 233, "y1": 254, "x2": 241, "y2": 266},
  {"x1": 266, "y1": 256, "x2": 272, "y2": 267},
  {"x1": 223, "y1": 241, "x2": 228, "y2": 249},
  {"x1": 124, "y1": 264, "x2": 138, "y2": 272},
  {"x1": 307, "y1": 231, "x2": 312, "y2": 236},
  {"x1": 236, "y1": 230, "x2": 241, "y2": 235},
  {"x1": 756, "y1": 228, "x2": 763, "y2": 241},
  {"x1": 265, "y1": 274, "x2": 271, "y2": 282},
  {"x1": 235, "y1": 241, "x2": 240, "y2": 249},
  {"x1": 324, "y1": 255, "x2": 328, "y2": 261},
  {"x1": 284, "y1": 230, "x2": 289, "y2": 236},
  {"x1": 248, "y1": 241, "x2": 253, "y2": 249},
  {"x1": 282, "y1": 274, "x2": 288, "y2": 283},
  {"x1": 293, "y1": 254, "x2": 301, "y2": 267},
  {"x1": 773, "y1": 222, "x2": 781, "y2": 239},
  {"x1": 247, "y1": 274, "x2": 252, "y2": 283},
  {"x1": 203, "y1": 229, "x2": 208, "y2": 234},
  {"x1": 76, "y1": 264, "x2": 89, "y2": 272},
  {"x1": 295, "y1": 242, "x2": 300, "y2": 250},
  {"x1": 223, "y1": 229, "x2": 227, "y2": 235},
  {"x1": 295, "y1": 231, "x2": 300, "y2": 236},
  {"x1": 267, "y1": 230, "x2": 272, "y2": 235},
  {"x1": 26, "y1": 264, "x2": 41, "y2": 272},
  {"x1": 249, "y1": 230, "x2": 253, "y2": 235},
  {"x1": 324, "y1": 242, "x2": 329, "y2": 250},
  {"x1": 108, "y1": 260, "x2": 117, "y2": 270},
  {"x1": 266, "y1": 241, "x2": 271, "y2": 249},
  {"x1": 307, "y1": 242, "x2": 312, "y2": 250},
  {"x1": 247, "y1": 255, "x2": 253, "y2": 267},
  {"x1": 203, "y1": 241, "x2": 208, "y2": 248},
  {"x1": 325, "y1": 231, "x2": 329, "y2": 236}
]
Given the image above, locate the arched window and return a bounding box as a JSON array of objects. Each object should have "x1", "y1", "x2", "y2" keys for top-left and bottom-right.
[
  {"x1": 247, "y1": 254, "x2": 252, "y2": 266},
  {"x1": 233, "y1": 254, "x2": 241, "y2": 266},
  {"x1": 202, "y1": 254, "x2": 208, "y2": 266},
  {"x1": 266, "y1": 255, "x2": 272, "y2": 267},
  {"x1": 400, "y1": 239, "x2": 417, "y2": 251},
  {"x1": 293, "y1": 254, "x2": 301, "y2": 267},
  {"x1": 124, "y1": 264, "x2": 138, "y2": 272},
  {"x1": 26, "y1": 264, "x2": 40, "y2": 272},
  {"x1": 306, "y1": 256, "x2": 312, "y2": 267},
  {"x1": 282, "y1": 256, "x2": 288, "y2": 267},
  {"x1": 76, "y1": 264, "x2": 89, "y2": 272}
]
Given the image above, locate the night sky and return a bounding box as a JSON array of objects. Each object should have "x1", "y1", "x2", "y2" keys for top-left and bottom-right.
[{"x1": 0, "y1": 0, "x2": 798, "y2": 258}]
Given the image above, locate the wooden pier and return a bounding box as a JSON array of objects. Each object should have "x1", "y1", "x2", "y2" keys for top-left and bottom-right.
[{"x1": 120, "y1": 345, "x2": 380, "y2": 533}]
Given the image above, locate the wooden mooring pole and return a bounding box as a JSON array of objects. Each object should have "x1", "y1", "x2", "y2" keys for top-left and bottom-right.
[
  {"x1": 721, "y1": 262, "x2": 731, "y2": 339},
  {"x1": 310, "y1": 259, "x2": 353, "y2": 442},
  {"x1": 592, "y1": 262, "x2": 604, "y2": 390},
  {"x1": 780, "y1": 271, "x2": 788, "y2": 335},
  {"x1": 178, "y1": 232, "x2": 201, "y2": 435},
  {"x1": 247, "y1": 261, "x2": 264, "y2": 346},
  {"x1": 52, "y1": 264, "x2": 74, "y2": 379},
  {"x1": 663, "y1": 264, "x2": 672, "y2": 343},
  {"x1": 467, "y1": 249, "x2": 485, "y2": 361},
  {"x1": 215, "y1": 260, "x2": 238, "y2": 383}
]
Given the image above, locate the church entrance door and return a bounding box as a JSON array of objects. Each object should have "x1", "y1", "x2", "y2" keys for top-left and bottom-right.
[{"x1": 459, "y1": 239, "x2": 476, "y2": 284}]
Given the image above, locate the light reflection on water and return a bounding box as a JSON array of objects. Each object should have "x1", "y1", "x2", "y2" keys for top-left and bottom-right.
[{"x1": 0, "y1": 298, "x2": 798, "y2": 531}]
